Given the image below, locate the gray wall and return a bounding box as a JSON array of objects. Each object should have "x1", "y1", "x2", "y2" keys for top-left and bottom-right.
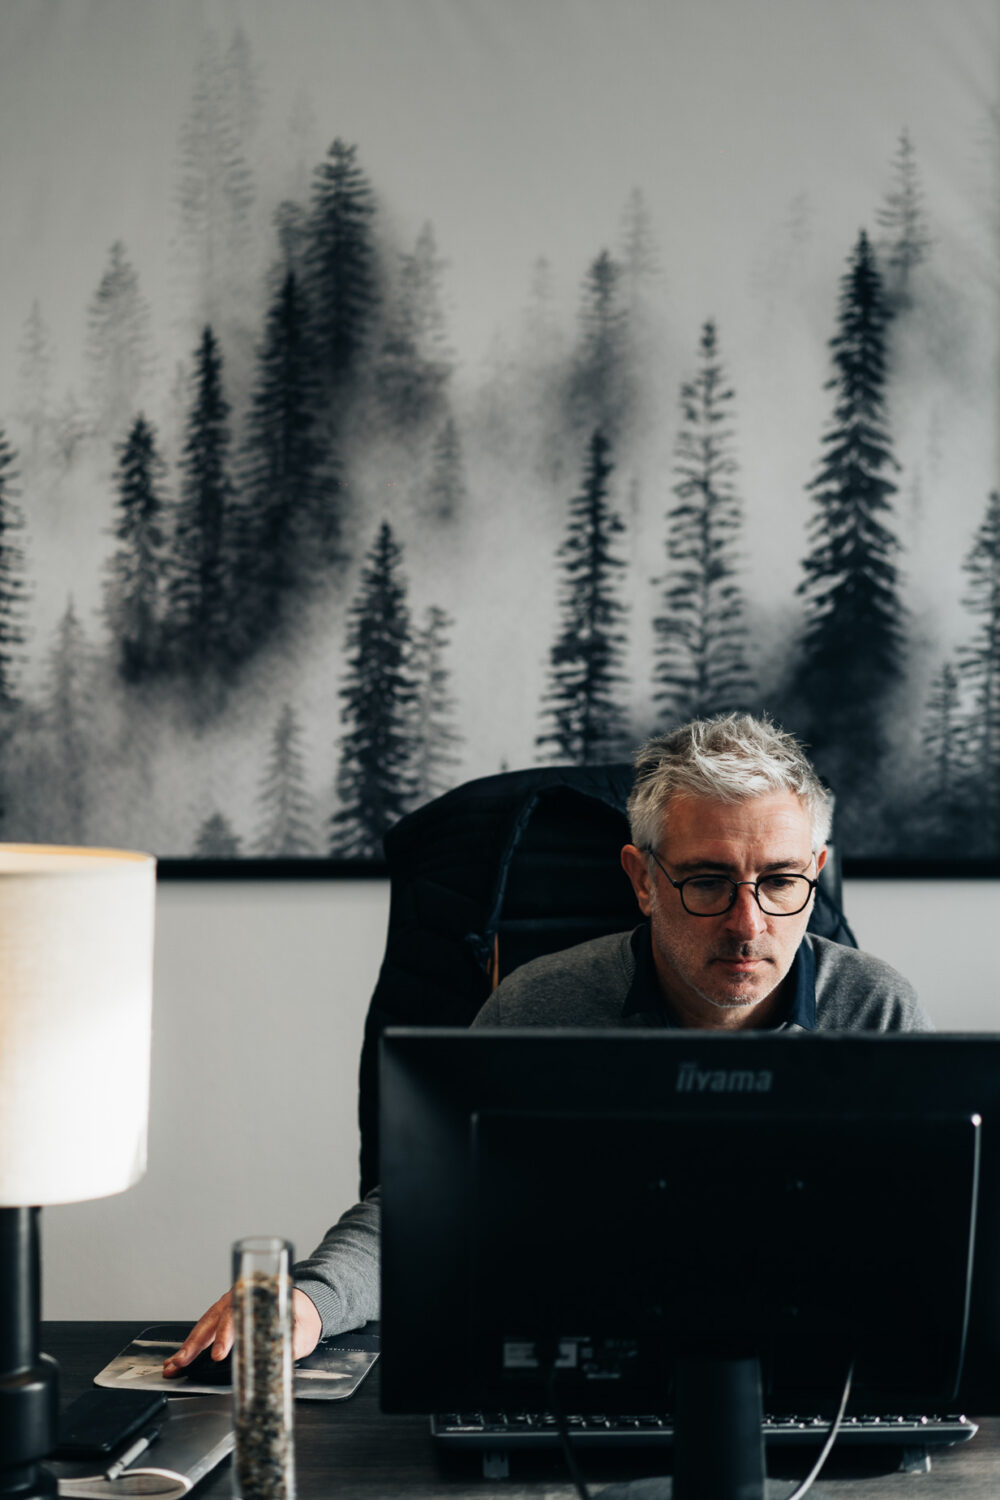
[
  {"x1": 44, "y1": 879, "x2": 390, "y2": 1322},
  {"x1": 43, "y1": 877, "x2": 996, "y2": 1321}
]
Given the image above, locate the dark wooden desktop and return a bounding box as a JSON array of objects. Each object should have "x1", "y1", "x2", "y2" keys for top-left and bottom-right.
[{"x1": 43, "y1": 1322, "x2": 1000, "y2": 1499}]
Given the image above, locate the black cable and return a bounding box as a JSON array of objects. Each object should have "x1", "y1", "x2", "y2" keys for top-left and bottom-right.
[
  {"x1": 543, "y1": 1352, "x2": 853, "y2": 1500},
  {"x1": 544, "y1": 1364, "x2": 592, "y2": 1500}
]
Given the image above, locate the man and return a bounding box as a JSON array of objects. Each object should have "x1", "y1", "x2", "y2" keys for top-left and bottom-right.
[
  {"x1": 164, "y1": 714, "x2": 930, "y2": 1376},
  {"x1": 474, "y1": 713, "x2": 928, "y2": 1034}
]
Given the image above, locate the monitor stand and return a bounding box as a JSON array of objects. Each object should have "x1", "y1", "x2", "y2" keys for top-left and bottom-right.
[
  {"x1": 592, "y1": 1353, "x2": 767, "y2": 1500},
  {"x1": 674, "y1": 1354, "x2": 766, "y2": 1500}
]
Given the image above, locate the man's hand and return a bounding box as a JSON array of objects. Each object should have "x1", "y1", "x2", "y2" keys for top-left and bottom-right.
[{"x1": 162, "y1": 1287, "x2": 323, "y2": 1376}]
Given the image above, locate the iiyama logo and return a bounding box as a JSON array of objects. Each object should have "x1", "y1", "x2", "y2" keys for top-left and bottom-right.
[{"x1": 676, "y1": 1061, "x2": 773, "y2": 1094}]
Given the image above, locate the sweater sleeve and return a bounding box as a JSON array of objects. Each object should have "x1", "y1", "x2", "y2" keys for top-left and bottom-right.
[{"x1": 293, "y1": 1186, "x2": 381, "y2": 1338}]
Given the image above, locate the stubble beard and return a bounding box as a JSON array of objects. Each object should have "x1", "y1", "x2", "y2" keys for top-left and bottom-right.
[
  {"x1": 703, "y1": 942, "x2": 773, "y2": 1010},
  {"x1": 704, "y1": 987, "x2": 763, "y2": 1010},
  {"x1": 649, "y1": 894, "x2": 776, "y2": 1015}
]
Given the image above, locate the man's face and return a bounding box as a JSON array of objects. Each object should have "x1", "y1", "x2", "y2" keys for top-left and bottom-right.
[{"x1": 621, "y1": 790, "x2": 826, "y2": 1025}]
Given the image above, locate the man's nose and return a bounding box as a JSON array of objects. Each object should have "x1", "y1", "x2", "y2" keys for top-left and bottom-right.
[{"x1": 723, "y1": 883, "x2": 768, "y2": 937}]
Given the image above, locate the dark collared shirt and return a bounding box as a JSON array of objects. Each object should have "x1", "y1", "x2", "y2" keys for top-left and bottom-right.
[{"x1": 621, "y1": 921, "x2": 816, "y2": 1030}]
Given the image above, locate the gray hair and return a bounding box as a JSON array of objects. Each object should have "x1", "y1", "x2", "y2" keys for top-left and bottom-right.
[{"x1": 627, "y1": 714, "x2": 833, "y2": 853}]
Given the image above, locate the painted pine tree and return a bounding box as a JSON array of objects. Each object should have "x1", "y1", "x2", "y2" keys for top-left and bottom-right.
[
  {"x1": 424, "y1": 417, "x2": 467, "y2": 523},
  {"x1": 331, "y1": 523, "x2": 417, "y2": 858},
  {"x1": 619, "y1": 187, "x2": 661, "y2": 311},
  {"x1": 618, "y1": 188, "x2": 663, "y2": 399},
  {"x1": 174, "y1": 29, "x2": 257, "y2": 331},
  {"x1": 86, "y1": 242, "x2": 153, "y2": 443},
  {"x1": 105, "y1": 414, "x2": 169, "y2": 682},
  {"x1": 917, "y1": 661, "x2": 974, "y2": 854},
  {"x1": 791, "y1": 230, "x2": 905, "y2": 810},
  {"x1": 653, "y1": 320, "x2": 755, "y2": 723},
  {"x1": 164, "y1": 326, "x2": 236, "y2": 676},
  {"x1": 16, "y1": 301, "x2": 54, "y2": 468},
  {"x1": 0, "y1": 428, "x2": 28, "y2": 709},
  {"x1": 50, "y1": 389, "x2": 88, "y2": 474},
  {"x1": 576, "y1": 252, "x2": 626, "y2": 377},
  {"x1": 566, "y1": 250, "x2": 631, "y2": 439},
  {"x1": 194, "y1": 810, "x2": 242, "y2": 858},
  {"x1": 254, "y1": 703, "x2": 315, "y2": 856},
  {"x1": 236, "y1": 269, "x2": 341, "y2": 652},
  {"x1": 375, "y1": 222, "x2": 453, "y2": 431},
  {"x1": 537, "y1": 429, "x2": 629, "y2": 764},
  {"x1": 306, "y1": 139, "x2": 379, "y2": 392},
  {"x1": 958, "y1": 490, "x2": 1000, "y2": 852},
  {"x1": 273, "y1": 200, "x2": 310, "y2": 285},
  {"x1": 224, "y1": 25, "x2": 263, "y2": 145},
  {"x1": 410, "y1": 606, "x2": 462, "y2": 804},
  {"x1": 45, "y1": 599, "x2": 93, "y2": 844},
  {"x1": 875, "y1": 128, "x2": 932, "y2": 306}
]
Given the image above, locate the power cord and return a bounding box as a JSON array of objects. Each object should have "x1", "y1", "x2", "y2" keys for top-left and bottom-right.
[
  {"x1": 778, "y1": 1358, "x2": 855, "y2": 1500},
  {"x1": 544, "y1": 1355, "x2": 854, "y2": 1500},
  {"x1": 544, "y1": 1363, "x2": 592, "y2": 1500}
]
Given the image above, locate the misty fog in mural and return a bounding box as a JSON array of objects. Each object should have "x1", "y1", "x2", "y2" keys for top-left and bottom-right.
[{"x1": 0, "y1": 2, "x2": 998, "y2": 860}]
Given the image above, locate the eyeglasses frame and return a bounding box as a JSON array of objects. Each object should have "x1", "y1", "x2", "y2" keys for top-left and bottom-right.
[{"x1": 643, "y1": 846, "x2": 818, "y2": 918}]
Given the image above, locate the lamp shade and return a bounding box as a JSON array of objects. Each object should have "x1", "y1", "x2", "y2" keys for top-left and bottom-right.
[{"x1": 0, "y1": 845, "x2": 156, "y2": 1206}]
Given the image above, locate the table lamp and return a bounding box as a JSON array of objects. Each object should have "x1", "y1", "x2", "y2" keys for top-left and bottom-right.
[{"x1": 0, "y1": 846, "x2": 156, "y2": 1500}]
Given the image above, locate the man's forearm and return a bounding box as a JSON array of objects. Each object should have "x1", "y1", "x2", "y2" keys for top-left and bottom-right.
[{"x1": 293, "y1": 1186, "x2": 381, "y2": 1338}]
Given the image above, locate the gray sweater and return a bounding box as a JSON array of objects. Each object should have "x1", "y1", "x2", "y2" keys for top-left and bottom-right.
[
  {"x1": 293, "y1": 930, "x2": 931, "y2": 1336},
  {"x1": 471, "y1": 928, "x2": 932, "y2": 1033}
]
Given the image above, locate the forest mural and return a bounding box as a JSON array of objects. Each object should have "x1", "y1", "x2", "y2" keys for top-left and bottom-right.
[{"x1": 0, "y1": 0, "x2": 997, "y2": 862}]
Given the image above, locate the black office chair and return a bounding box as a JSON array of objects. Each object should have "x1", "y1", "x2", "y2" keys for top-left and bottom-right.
[{"x1": 356, "y1": 764, "x2": 853, "y2": 1196}]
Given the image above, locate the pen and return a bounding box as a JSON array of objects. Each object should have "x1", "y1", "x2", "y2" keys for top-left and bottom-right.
[{"x1": 103, "y1": 1426, "x2": 162, "y2": 1482}]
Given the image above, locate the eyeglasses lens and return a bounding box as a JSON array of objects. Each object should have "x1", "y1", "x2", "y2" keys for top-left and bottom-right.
[{"x1": 681, "y1": 875, "x2": 811, "y2": 915}]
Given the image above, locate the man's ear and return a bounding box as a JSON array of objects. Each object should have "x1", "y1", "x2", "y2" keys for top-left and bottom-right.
[
  {"x1": 621, "y1": 844, "x2": 653, "y2": 917},
  {"x1": 816, "y1": 846, "x2": 827, "y2": 875}
]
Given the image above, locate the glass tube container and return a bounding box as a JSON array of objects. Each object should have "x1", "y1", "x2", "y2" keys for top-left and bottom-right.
[{"x1": 231, "y1": 1236, "x2": 296, "y2": 1500}]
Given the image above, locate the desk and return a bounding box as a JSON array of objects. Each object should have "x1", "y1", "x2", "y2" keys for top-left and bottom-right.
[{"x1": 42, "y1": 1323, "x2": 1000, "y2": 1499}]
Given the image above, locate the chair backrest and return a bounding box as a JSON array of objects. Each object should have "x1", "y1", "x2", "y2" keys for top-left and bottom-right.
[{"x1": 356, "y1": 764, "x2": 852, "y2": 1195}]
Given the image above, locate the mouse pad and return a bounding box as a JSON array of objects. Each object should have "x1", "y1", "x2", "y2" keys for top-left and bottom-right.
[{"x1": 94, "y1": 1322, "x2": 378, "y2": 1401}]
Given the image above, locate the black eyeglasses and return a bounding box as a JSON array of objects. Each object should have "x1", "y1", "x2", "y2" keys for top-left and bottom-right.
[{"x1": 645, "y1": 848, "x2": 818, "y2": 917}]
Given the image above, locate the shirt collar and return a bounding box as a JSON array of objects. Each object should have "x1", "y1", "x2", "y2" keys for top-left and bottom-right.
[
  {"x1": 786, "y1": 934, "x2": 816, "y2": 1029},
  {"x1": 623, "y1": 923, "x2": 816, "y2": 1030},
  {"x1": 622, "y1": 922, "x2": 668, "y2": 1022}
]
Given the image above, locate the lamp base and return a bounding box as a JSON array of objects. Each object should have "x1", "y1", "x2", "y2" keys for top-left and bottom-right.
[
  {"x1": 0, "y1": 1461, "x2": 56, "y2": 1500},
  {"x1": 0, "y1": 1211, "x2": 59, "y2": 1500},
  {"x1": 0, "y1": 1353, "x2": 58, "y2": 1500}
]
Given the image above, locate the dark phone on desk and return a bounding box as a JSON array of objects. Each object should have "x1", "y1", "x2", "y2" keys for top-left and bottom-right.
[{"x1": 54, "y1": 1388, "x2": 167, "y2": 1458}]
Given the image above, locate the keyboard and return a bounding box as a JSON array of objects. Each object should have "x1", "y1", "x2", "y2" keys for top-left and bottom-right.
[{"x1": 432, "y1": 1409, "x2": 978, "y2": 1453}]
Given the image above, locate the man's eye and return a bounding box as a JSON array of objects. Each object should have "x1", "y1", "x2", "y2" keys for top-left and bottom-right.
[
  {"x1": 759, "y1": 875, "x2": 798, "y2": 892},
  {"x1": 687, "y1": 877, "x2": 729, "y2": 894}
]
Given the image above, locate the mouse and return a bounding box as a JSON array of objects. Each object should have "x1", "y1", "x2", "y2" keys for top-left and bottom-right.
[{"x1": 180, "y1": 1346, "x2": 233, "y2": 1385}]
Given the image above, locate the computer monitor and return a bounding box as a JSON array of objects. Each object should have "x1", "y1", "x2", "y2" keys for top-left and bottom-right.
[{"x1": 379, "y1": 1030, "x2": 1000, "y2": 1483}]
